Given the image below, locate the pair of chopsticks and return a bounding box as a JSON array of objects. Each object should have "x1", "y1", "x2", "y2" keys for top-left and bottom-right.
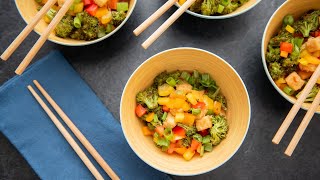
[
  {"x1": 272, "y1": 65, "x2": 320, "y2": 156},
  {"x1": 28, "y1": 80, "x2": 119, "y2": 180},
  {"x1": 133, "y1": 0, "x2": 196, "y2": 49},
  {"x1": 1, "y1": 0, "x2": 74, "y2": 75}
]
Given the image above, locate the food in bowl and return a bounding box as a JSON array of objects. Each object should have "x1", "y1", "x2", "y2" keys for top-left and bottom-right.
[
  {"x1": 266, "y1": 10, "x2": 320, "y2": 102},
  {"x1": 134, "y1": 70, "x2": 228, "y2": 161},
  {"x1": 178, "y1": 0, "x2": 249, "y2": 16},
  {"x1": 36, "y1": 0, "x2": 129, "y2": 40}
]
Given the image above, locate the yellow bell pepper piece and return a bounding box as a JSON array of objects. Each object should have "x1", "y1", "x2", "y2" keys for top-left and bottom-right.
[
  {"x1": 158, "y1": 97, "x2": 170, "y2": 105},
  {"x1": 174, "y1": 147, "x2": 187, "y2": 155},
  {"x1": 285, "y1": 25, "x2": 295, "y2": 34},
  {"x1": 203, "y1": 95, "x2": 214, "y2": 110},
  {"x1": 74, "y1": 2, "x2": 84, "y2": 14},
  {"x1": 170, "y1": 90, "x2": 186, "y2": 100},
  {"x1": 95, "y1": 7, "x2": 108, "y2": 18},
  {"x1": 173, "y1": 98, "x2": 186, "y2": 109},
  {"x1": 300, "y1": 50, "x2": 309, "y2": 58},
  {"x1": 158, "y1": 84, "x2": 175, "y2": 96},
  {"x1": 142, "y1": 126, "x2": 153, "y2": 136},
  {"x1": 304, "y1": 54, "x2": 320, "y2": 64},
  {"x1": 313, "y1": 51, "x2": 320, "y2": 58},
  {"x1": 213, "y1": 101, "x2": 222, "y2": 115},
  {"x1": 145, "y1": 112, "x2": 155, "y2": 122},
  {"x1": 183, "y1": 148, "x2": 195, "y2": 161},
  {"x1": 43, "y1": 16, "x2": 51, "y2": 23},
  {"x1": 101, "y1": 11, "x2": 112, "y2": 25},
  {"x1": 178, "y1": 0, "x2": 187, "y2": 5},
  {"x1": 280, "y1": 51, "x2": 288, "y2": 58},
  {"x1": 191, "y1": 90, "x2": 204, "y2": 102},
  {"x1": 175, "y1": 112, "x2": 185, "y2": 123},
  {"x1": 299, "y1": 58, "x2": 309, "y2": 65},
  {"x1": 182, "y1": 102, "x2": 191, "y2": 111},
  {"x1": 186, "y1": 93, "x2": 197, "y2": 105},
  {"x1": 182, "y1": 113, "x2": 196, "y2": 126}
]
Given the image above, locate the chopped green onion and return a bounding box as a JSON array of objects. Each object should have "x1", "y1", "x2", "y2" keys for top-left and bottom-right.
[
  {"x1": 193, "y1": 70, "x2": 200, "y2": 79},
  {"x1": 193, "y1": 134, "x2": 202, "y2": 142},
  {"x1": 202, "y1": 135, "x2": 211, "y2": 144},
  {"x1": 188, "y1": 76, "x2": 195, "y2": 85},
  {"x1": 46, "y1": 8, "x2": 57, "y2": 21},
  {"x1": 147, "y1": 123, "x2": 155, "y2": 131},
  {"x1": 161, "y1": 112, "x2": 168, "y2": 121},
  {"x1": 221, "y1": 0, "x2": 230, "y2": 6},
  {"x1": 217, "y1": 4, "x2": 225, "y2": 14},
  {"x1": 166, "y1": 77, "x2": 176, "y2": 87},
  {"x1": 73, "y1": 16, "x2": 81, "y2": 29},
  {"x1": 164, "y1": 128, "x2": 173, "y2": 141},
  {"x1": 283, "y1": 86, "x2": 294, "y2": 95},
  {"x1": 117, "y1": 2, "x2": 129, "y2": 12},
  {"x1": 293, "y1": 37, "x2": 304, "y2": 48},
  {"x1": 154, "y1": 114, "x2": 159, "y2": 122},
  {"x1": 200, "y1": 145, "x2": 205, "y2": 157},
  {"x1": 191, "y1": 108, "x2": 201, "y2": 115},
  {"x1": 204, "y1": 143, "x2": 213, "y2": 152},
  {"x1": 181, "y1": 71, "x2": 191, "y2": 81},
  {"x1": 206, "y1": 109, "x2": 214, "y2": 115},
  {"x1": 157, "y1": 137, "x2": 170, "y2": 147}
]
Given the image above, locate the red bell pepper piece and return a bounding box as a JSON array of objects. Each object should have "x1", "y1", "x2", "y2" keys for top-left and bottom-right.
[
  {"x1": 280, "y1": 42, "x2": 293, "y2": 53},
  {"x1": 198, "y1": 129, "x2": 209, "y2": 136},
  {"x1": 135, "y1": 104, "x2": 147, "y2": 117},
  {"x1": 192, "y1": 102, "x2": 206, "y2": 109},
  {"x1": 85, "y1": 4, "x2": 98, "y2": 16},
  {"x1": 155, "y1": 126, "x2": 164, "y2": 136},
  {"x1": 172, "y1": 126, "x2": 186, "y2": 137},
  {"x1": 108, "y1": 0, "x2": 119, "y2": 10},
  {"x1": 162, "y1": 105, "x2": 170, "y2": 112},
  {"x1": 167, "y1": 143, "x2": 176, "y2": 154},
  {"x1": 315, "y1": 30, "x2": 320, "y2": 37},
  {"x1": 83, "y1": 0, "x2": 93, "y2": 6},
  {"x1": 190, "y1": 139, "x2": 201, "y2": 151}
]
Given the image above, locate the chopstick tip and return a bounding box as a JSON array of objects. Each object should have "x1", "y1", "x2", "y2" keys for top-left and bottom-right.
[{"x1": 284, "y1": 150, "x2": 293, "y2": 157}]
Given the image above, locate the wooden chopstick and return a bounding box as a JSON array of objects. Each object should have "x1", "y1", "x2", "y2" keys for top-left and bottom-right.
[
  {"x1": 33, "y1": 80, "x2": 119, "y2": 180},
  {"x1": 284, "y1": 89, "x2": 320, "y2": 156},
  {"x1": 272, "y1": 65, "x2": 320, "y2": 144},
  {"x1": 15, "y1": 0, "x2": 75, "y2": 75},
  {"x1": 0, "y1": 0, "x2": 57, "y2": 61},
  {"x1": 27, "y1": 85, "x2": 104, "y2": 180},
  {"x1": 141, "y1": 0, "x2": 196, "y2": 49},
  {"x1": 133, "y1": 0, "x2": 177, "y2": 36}
]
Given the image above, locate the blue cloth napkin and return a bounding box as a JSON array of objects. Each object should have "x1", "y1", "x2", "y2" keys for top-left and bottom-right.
[{"x1": 0, "y1": 51, "x2": 171, "y2": 180}]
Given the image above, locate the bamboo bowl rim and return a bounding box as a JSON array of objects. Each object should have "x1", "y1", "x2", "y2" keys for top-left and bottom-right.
[
  {"x1": 261, "y1": 0, "x2": 320, "y2": 113},
  {"x1": 14, "y1": 0, "x2": 137, "y2": 46},
  {"x1": 120, "y1": 47, "x2": 251, "y2": 176},
  {"x1": 175, "y1": 0, "x2": 262, "y2": 19}
]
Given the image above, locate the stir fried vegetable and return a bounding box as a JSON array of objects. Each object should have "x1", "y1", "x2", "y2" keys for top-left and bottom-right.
[{"x1": 135, "y1": 70, "x2": 228, "y2": 161}]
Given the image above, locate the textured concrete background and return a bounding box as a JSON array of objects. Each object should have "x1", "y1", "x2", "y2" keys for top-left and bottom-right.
[{"x1": 1, "y1": 0, "x2": 320, "y2": 179}]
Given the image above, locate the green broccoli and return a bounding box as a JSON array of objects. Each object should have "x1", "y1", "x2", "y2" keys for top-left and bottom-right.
[
  {"x1": 70, "y1": 12, "x2": 99, "y2": 40},
  {"x1": 222, "y1": 2, "x2": 239, "y2": 15},
  {"x1": 210, "y1": 115, "x2": 228, "y2": 145},
  {"x1": 177, "y1": 123, "x2": 197, "y2": 137},
  {"x1": 136, "y1": 86, "x2": 159, "y2": 110},
  {"x1": 55, "y1": 15, "x2": 74, "y2": 38},
  {"x1": 282, "y1": 58, "x2": 298, "y2": 68},
  {"x1": 296, "y1": 85, "x2": 320, "y2": 102},
  {"x1": 190, "y1": 0, "x2": 204, "y2": 13},
  {"x1": 112, "y1": 11, "x2": 126, "y2": 27},
  {"x1": 201, "y1": 0, "x2": 217, "y2": 16},
  {"x1": 266, "y1": 46, "x2": 281, "y2": 63},
  {"x1": 294, "y1": 10, "x2": 320, "y2": 37},
  {"x1": 269, "y1": 31, "x2": 293, "y2": 46},
  {"x1": 153, "y1": 71, "x2": 181, "y2": 87},
  {"x1": 269, "y1": 62, "x2": 285, "y2": 80},
  {"x1": 181, "y1": 137, "x2": 191, "y2": 147}
]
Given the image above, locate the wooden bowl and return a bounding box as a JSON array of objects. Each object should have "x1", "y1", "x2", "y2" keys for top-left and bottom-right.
[
  {"x1": 261, "y1": 0, "x2": 320, "y2": 112},
  {"x1": 175, "y1": 0, "x2": 261, "y2": 19},
  {"x1": 120, "y1": 48, "x2": 250, "y2": 175},
  {"x1": 14, "y1": 0, "x2": 136, "y2": 46}
]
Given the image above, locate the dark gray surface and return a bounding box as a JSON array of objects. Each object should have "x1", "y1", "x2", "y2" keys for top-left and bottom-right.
[{"x1": 1, "y1": 0, "x2": 320, "y2": 179}]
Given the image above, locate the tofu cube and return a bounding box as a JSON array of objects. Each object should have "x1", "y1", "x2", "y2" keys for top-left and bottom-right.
[
  {"x1": 285, "y1": 72, "x2": 306, "y2": 91},
  {"x1": 196, "y1": 116, "x2": 212, "y2": 131},
  {"x1": 306, "y1": 37, "x2": 320, "y2": 53}
]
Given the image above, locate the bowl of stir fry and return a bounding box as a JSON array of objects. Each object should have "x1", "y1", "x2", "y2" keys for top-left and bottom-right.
[
  {"x1": 176, "y1": 0, "x2": 261, "y2": 19},
  {"x1": 262, "y1": 0, "x2": 320, "y2": 111},
  {"x1": 120, "y1": 47, "x2": 250, "y2": 175},
  {"x1": 15, "y1": 0, "x2": 136, "y2": 46}
]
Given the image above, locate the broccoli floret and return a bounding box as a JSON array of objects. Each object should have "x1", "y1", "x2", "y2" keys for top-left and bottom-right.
[
  {"x1": 222, "y1": 2, "x2": 239, "y2": 15},
  {"x1": 136, "y1": 87, "x2": 159, "y2": 110},
  {"x1": 55, "y1": 15, "x2": 74, "y2": 38},
  {"x1": 294, "y1": 10, "x2": 320, "y2": 37},
  {"x1": 239, "y1": 0, "x2": 249, "y2": 5},
  {"x1": 266, "y1": 46, "x2": 281, "y2": 63},
  {"x1": 214, "y1": 94, "x2": 227, "y2": 110},
  {"x1": 112, "y1": 11, "x2": 126, "y2": 27},
  {"x1": 201, "y1": 0, "x2": 217, "y2": 16},
  {"x1": 190, "y1": 0, "x2": 204, "y2": 13},
  {"x1": 181, "y1": 137, "x2": 191, "y2": 147},
  {"x1": 177, "y1": 123, "x2": 197, "y2": 137},
  {"x1": 269, "y1": 62, "x2": 285, "y2": 80},
  {"x1": 269, "y1": 31, "x2": 293, "y2": 46},
  {"x1": 296, "y1": 85, "x2": 320, "y2": 102},
  {"x1": 210, "y1": 115, "x2": 228, "y2": 145},
  {"x1": 153, "y1": 71, "x2": 181, "y2": 87},
  {"x1": 282, "y1": 58, "x2": 298, "y2": 68},
  {"x1": 70, "y1": 12, "x2": 99, "y2": 40}
]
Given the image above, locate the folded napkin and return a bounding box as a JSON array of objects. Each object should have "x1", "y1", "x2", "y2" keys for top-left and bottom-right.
[{"x1": 0, "y1": 51, "x2": 170, "y2": 180}]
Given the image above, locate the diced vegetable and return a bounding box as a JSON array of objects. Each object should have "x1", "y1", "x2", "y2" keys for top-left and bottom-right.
[
  {"x1": 175, "y1": 112, "x2": 185, "y2": 123},
  {"x1": 146, "y1": 112, "x2": 155, "y2": 122},
  {"x1": 158, "y1": 97, "x2": 170, "y2": 105},
  {"x1": 73, "y1": 16, "x2": 81, "y2": 28},
  {"x1": 280, "y1": 42, "x2": 293, "y2": 53},
  {"x1": 182, "y1": 113, "x2": 196, "y2": 126},
  {"x1": 173, "y1": 126, "x2": 186, "y2": 137},
  {"x1": 83, "y1": 0, "x2": 93, "y2": 6},
  {"x1": 162, "y1": 105, "x2": 170, "y2": 112},
  {"x1": 196, "y1": 116, "x2": 213, "y2": 131},
  {"x1": 192, "y1": 102, "x2": 206, "y2": 109},
  {"x1": 190, "y1": 139, "x2": 201, "y2": 151},
  {"x1": 280, "y1": 51, "x2": 289, "y2": 58},
  {"x1": 217, "y1": 4, "x2": 225, "y2": 14},
  {"x1": 283, "y1": 86, "x2": 295, "y2": 95},
  {"x1": 283, "y1": 14, "x2": 294, "y2": 26},
  {"x1": 85, "y1": 3, "x2": 98, "y2": 16},
  {"x1": 95, "y1": 7, "x2": 108, "y2": 18},
  {"x1": 155, "y1": 126, "x2": 165, "y2": 136},
  {"x1": 186, "y1": 93, "x2": 197, "y2": 105},
  {"x1": 74, "y1": 2, "x2": 84, "y2": 13},
  {"x1": 142, "y1": 126, "x2": 153, "y2": 136},
  {"x1": 101, "y1": 10, "x2": 112, "y2": 24},
  {"x1": 167, "y1": 143, "x2": 176, "y2": 154},
  {"x1": 174, "y1": 147, "x2": 187, "y2": 155},
  {"x1": 93, "y1": 0, "x2": 108, "y2": 7},
  {"x1": 108, "y1": 0, "x2": 118, "y2": 10},
  {"x1": 135, "y1": 104, "x2": 147, "y2": 117},
  {"x1": 285, "y1": 25, "x2": 295, "y2": 34},
  {"x1": 183, "y1": 148, "x2": 195, "y2": 161},
  {"x1": 117, "y1": 2, "x2": 129, "y2": 12},
  {"x1": 158, "y1": 84, "x2": 175, "y2": 96},
  {"x1": 191, "y1": 108, "x2": 201, "y2": 115},
  {"x1": 213, "y1": 101, "x2": 222, "y2": 115}
]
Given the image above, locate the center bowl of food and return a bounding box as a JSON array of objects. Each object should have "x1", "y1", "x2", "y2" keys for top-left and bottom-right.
[
  {"x1": 120, "y1": 47, "x2": 250, "y2": 175},
  {"x1": 176, "y1": 0, "x2": 261, "y2": 19},
  {"x1": 262, "y1": 0, "x2": 320, "y2": 112},
  {"x1": 15, "y1": 0, "x2": 136, "y2": 46}
]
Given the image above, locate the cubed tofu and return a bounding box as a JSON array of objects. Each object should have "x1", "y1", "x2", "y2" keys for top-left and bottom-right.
[
  {"x1": 285, "y1": 72, "x2": 306, "y2": 91},
  {"x1": 196, "y1": 109, "x2": 208, "y2": 120},
  {"x1": 299, "y1": 63, "x2": 318, "y2": 72},
  {"x1": 196, "y1": 116, "x2": 213, "y2": 131},
  {"x1": 94, "y1": 0, "x2": 108, "y2": 7},
  {"x1": 306, "y1": 37, "x2": 320, "y2": 53},
  {"x1": 163, "y1": 113, "x2": 176, "y2": 129},
  {"x1": 176, "y1": 83, "x2": 193, "y2": 93}
]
